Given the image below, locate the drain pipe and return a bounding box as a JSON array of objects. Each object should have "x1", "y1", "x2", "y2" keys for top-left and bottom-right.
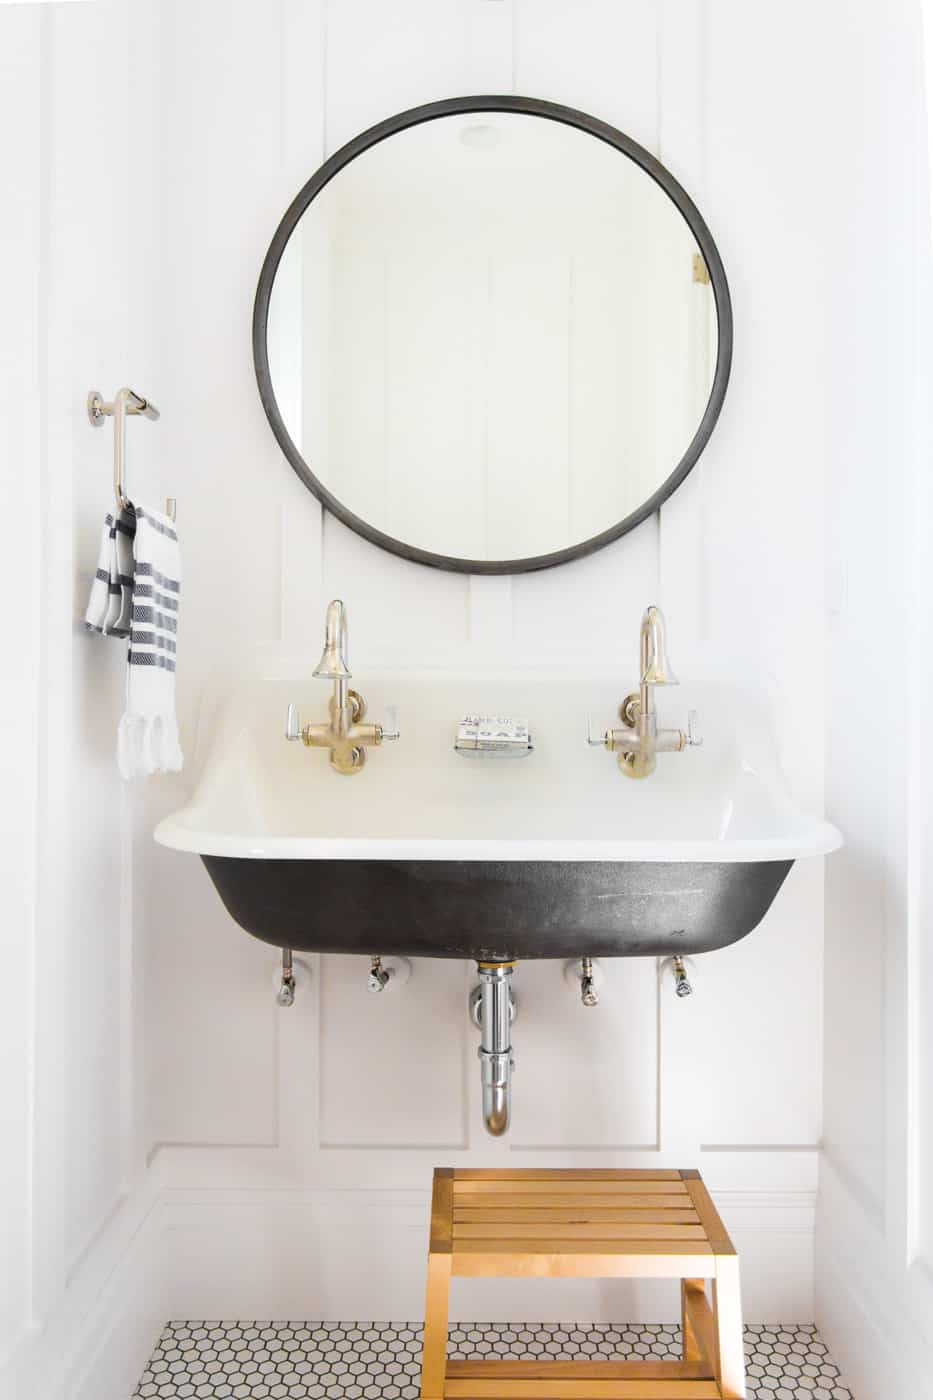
[{"x1": 472, "y1": 962, "x2": 516, "y2": 1136}]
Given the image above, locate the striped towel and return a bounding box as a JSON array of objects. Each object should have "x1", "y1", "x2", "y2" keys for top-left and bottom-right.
[
  {"x1": 84, "y1": 507, "x2": 135, "y2": 636},
  {"x1": 85, "y1": 503, "x2": 184, "y2": 778}
]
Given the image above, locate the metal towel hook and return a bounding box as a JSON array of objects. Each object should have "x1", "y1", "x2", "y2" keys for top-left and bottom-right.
[{"x1": 87, "y1": 386, "x2": 175, "y2": 521}]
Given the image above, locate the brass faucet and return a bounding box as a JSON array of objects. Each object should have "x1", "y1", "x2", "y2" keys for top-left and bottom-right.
[
  {"x1": 588, "y1": 604, "x2": 700, "y2": 778},
  {"x1": 286, "y1": 600, "x2": 399, "y2": 775}
]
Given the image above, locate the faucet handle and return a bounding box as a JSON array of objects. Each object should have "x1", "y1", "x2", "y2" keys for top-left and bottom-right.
[
  {"x1": 286, "y1": 703, "x2": 302, "y2": 741},
  {"x1": 586, "y1": 717, "x2": 609, "y2": 748},
  {"x1": 686, "y1": 709, "x2": 702, "y2": 747},
  {"x1": 380, "y1": 704, "x2": 401, "y2": 742}
]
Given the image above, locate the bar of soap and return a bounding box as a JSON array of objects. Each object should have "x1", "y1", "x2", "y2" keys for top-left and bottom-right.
[{"x1": 455, "y1": 714, "x2": 532, "y2": 754}]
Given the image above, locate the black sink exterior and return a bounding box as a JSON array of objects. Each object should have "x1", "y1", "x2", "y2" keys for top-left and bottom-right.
[{"x1": 200, "y1": 856, "x2": 793, "y2": 961}]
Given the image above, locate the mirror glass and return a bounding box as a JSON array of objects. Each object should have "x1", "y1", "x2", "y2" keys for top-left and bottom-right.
[{"x1": 260, "y1": 104, "x2": 728, "y2": 571}]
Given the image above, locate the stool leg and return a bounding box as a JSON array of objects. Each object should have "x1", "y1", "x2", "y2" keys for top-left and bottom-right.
[
  {"x1": 420, "y1": 1251, "x2": 451, "y2": 1399},
  {"x1": 713, "y1": 1254, "x2": 747, "y2": 1399},
  {"x1": 681, "y1": 1278, "x2": 704, "y2": 1362}
]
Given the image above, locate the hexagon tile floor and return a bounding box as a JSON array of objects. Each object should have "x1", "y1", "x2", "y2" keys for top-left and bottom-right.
[{"x1": 131, "y1": 1321, "x2": 855, "y2": 1399}]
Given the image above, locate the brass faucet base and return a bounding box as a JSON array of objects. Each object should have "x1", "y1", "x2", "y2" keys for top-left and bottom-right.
[
  {"x1": 619, "y1": 692, "x2": 641, "y2": 728},
  {"x1": 303, "y1": 688, "x2": 379, "y2": 774},
  {"x1": 331, "y1": 690, "x2": 366, "y2": 724},
  {"x1": 592, "y1": 608, "x2": 696, "y2": 779},
  {"x1": 288, "y1": 600, "x2": 399, "y2": 775},
  {"x1": 618, "y1": 749, "x2": 656, "y2": 779},
  {"x1": 330, "y1": 746, "x2": 366, "y2": 775}
]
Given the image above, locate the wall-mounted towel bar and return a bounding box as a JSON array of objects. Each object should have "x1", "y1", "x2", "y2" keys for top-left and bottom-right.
[{"x1": 87, "y1": 386, "x2": 175, "y2": 521}]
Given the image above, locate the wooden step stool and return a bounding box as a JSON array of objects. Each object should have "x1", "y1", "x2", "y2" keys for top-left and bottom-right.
[{"x1": 421, "y1": 1168, "x2": 746, "y2": 1400}]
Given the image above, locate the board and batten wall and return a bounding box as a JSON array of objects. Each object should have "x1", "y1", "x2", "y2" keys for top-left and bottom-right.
[
  {"x1": 0, "y1": 5, "x2": 168, "y2": 1400},
  {"x1": 139, "y1": 0, "x2": 832, "y2": 1331},
  {"x1": 815, "y1": 5, "x2": 933, "y2": 1399},
  {"x1": 9, "y1": 3, "x2": 928, "y2": 1398}
]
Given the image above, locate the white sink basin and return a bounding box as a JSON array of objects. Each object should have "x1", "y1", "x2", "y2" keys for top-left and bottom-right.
[{"x1": 155, "y1": 657, "x2": 840, "y2": 960}]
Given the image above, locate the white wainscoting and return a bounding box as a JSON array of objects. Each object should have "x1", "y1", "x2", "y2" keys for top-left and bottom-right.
[
  {"x1": 10, "y1": 4, "x2": 896, "y2": 1395},
  {"x1": 0, "y1": 4, "x2": 171, "y2": 1398},
  {"x1": 157, "y1": 1185, "x2": 816, "y2": 1326},
  {"x1": 816, "y1": 4, "x2": 933, "y2": 1399},
  {"x1": 136, "y1": 0, "x2": 834, "y2": 1329}
]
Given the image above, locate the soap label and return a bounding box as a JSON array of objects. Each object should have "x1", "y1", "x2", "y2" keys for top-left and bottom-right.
[{"x1": 456, "y1": 714, "x2": 531, "y2": 751}]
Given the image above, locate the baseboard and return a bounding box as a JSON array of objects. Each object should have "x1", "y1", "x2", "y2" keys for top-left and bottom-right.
[
  {"x1": 160, "y1": 1185, "x2": 816, "y2": 1324},
  {"x1": 66, "y1": 1194, "x2": 166, "y2": 1400},
  {"x1": 816, "y1": 1161, "x2": 932, "y2": 1400},
  {"x1": 2, "y1": 1187, "x2": 167, "y2": 1400},
  {"x1": 3, "y1": 1180, "x2": 817, "y2": 1400},
  {"x1": 816, "y1": 1246, "x2": 905, "y2": 1400}
]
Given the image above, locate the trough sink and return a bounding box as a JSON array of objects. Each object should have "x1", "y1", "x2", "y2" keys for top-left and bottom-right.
[{"x1": 155, "y1": 657, "x2": 841, "y2": 962}]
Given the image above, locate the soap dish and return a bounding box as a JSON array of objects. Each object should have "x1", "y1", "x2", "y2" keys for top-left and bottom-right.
[{"x1": 454, "y1": 714, "x2": 533, "y2": 758}]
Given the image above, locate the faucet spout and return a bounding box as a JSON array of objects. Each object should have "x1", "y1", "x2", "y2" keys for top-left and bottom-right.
[
  {"x1": 286, "y1": 600, "x2": 399, "y2": 774},
  {"x1": 313, "y1": 599, "x2": 352, "y2": 681},
  {"x1": 639, "y1": 604, "x2": 678, "y2": 688},
  {"x1": 589, "y1": 603, "x2": 697, "y2": 779}
]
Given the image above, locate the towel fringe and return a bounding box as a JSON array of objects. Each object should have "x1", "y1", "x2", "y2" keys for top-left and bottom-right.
[{"x1": 117, "y1": 713, "x2": 184, "y2": 780}]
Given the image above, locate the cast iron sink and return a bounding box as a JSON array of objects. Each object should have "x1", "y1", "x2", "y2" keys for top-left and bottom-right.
[{"x1": 155, "y1": 654, "x2": 839, "y2": 960}]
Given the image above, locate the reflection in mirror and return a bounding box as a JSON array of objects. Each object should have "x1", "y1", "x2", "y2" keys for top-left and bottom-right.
[{"x1": 264, "y1": 108, "x2": 723, "y2": 567}]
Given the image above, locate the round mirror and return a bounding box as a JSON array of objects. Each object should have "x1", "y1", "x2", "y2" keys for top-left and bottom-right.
[{"x1": 254, "y1": 96, "x2": 731, "y2": 574}]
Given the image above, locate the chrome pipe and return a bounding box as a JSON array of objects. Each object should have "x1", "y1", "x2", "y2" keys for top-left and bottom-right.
[
  {"x1": 276, "y1": 947, "x2": 296, "y2": 1006},
  {"x1": 580, "y1": 956, "x2": 599, "y2": 1007},
  {"x1": 367, "y1": 955, "x2": 391, "y2": 992},
  {"x1": 672, "y1": 956, "x2": 694, "y2": 997},
  {"x1": 476, "y1": 963, "x2": 515, "y2": 1136}
]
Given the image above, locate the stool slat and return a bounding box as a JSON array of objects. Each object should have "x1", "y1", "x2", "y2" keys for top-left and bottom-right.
[
  {"x1": 452, "y1": 1192, "x2": 693, "y2": 1211},
  {"x1": 453, "y1": 1208, "x2": 701, "y2": 1225},
  {"x1": 453, "y1": 1179, "x2": 690, "y2": 1196}
]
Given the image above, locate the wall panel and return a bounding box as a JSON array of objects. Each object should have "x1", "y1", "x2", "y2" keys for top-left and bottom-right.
[
  {"x1": 1, "y1": 2, "x2": 170, "y2": 1395},
  {"x1": 657, "y1": 0, "x2": 709, "y2": 646},
  {"x1": 141, "y1": 0, "x2": 832, "y2": 1327},
  {"x1": 145, "y1": 848, "x2": 279, "y2": 1150},
  {"x1": 514, "y1": 0, "x2": 659, "y2": 151},
  {"x1": 691, "y1": 863, "x2": 823, "y2": 1149},
  {"x1": 509, "y1": 958, "x2": 658, "y2": 1150},
  {"x1": 325, "y1": 0, "x2": 470, "y2": 152},
  {"x1": 321, "y1": 514, "x2": 471, "y2": 664},
  {"x1": 0, "y1": 5, "x2": 44, "y2": 1367},
  {"x1": 319, "y1": 956, "x2": 468, "y2": 1149},
  {"x1": 511, "y1": 515, "x2": 658, "y2": 665},
  {"x1": 815, "y1": 3, "x2": 933, "y2": 1397}
]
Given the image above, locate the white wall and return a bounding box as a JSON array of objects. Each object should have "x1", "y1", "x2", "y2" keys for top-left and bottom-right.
[
  {"x1": 8, "y1": 3, "x2": 929, "y2": 1395},
  {"x1": 816, "y1": 4, "x2": 933, "y2": 1398},
  {"x1": 0, "y1": 10, "x2": 44, "y2": 1391},
  {"x1": 0, "y1": 4, "x2": 167, "y2": 1399},
  {"x1": 140, "y1": 0, "x2": 832, "y2": 1329}
]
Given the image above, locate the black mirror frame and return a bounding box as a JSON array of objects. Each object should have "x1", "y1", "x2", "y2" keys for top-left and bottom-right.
[{"x1": 253, "y1": 95, "x2": 733, "y2": 575}]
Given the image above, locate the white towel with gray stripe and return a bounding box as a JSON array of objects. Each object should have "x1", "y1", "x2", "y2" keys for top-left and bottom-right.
[
  {"x1": 119, "y1": 505, "x2": 183, "y2": 778},
  {"x1": 84, "y1": 507, "x2": 135, "y2": 636},
  {"x1": 85, "y1": 503, "x2": 183, "y2": 778}
]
